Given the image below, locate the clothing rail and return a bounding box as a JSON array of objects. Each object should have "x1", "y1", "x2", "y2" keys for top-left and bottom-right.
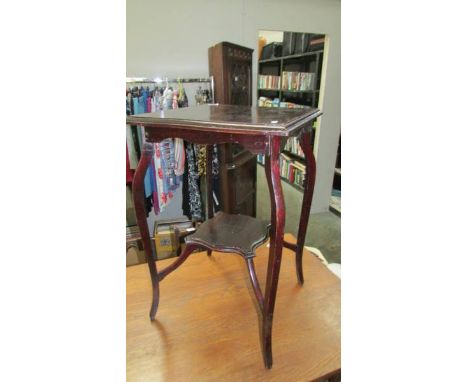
[
  {"x1": 126, "y1": 76, "x2": 215, "y2": 103},
  {"x1": 126, "y1": 77, "x2": 213, "y2": 84}
]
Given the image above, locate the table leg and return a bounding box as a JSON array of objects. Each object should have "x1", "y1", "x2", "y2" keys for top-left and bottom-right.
[
  {"x1": 132, "y1": 142, "x2": 160, "y2": 320},
  {"x1": 262, "y1": 136, "x2": 285, "y2": 369},
  {"x1": 206, "y1": 145, "x2": 213, "y2": 257},
  {"x1": 157, "y1": 243, "x2": 198, "y2": 281},
  {"x1": 295, "y1": 130, "x2": 317, "y2": 284}
]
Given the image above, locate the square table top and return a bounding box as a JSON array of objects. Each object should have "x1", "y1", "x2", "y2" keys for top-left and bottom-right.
[{"x1": 126, "y1": 104, "x2": 322, "y2": 136}]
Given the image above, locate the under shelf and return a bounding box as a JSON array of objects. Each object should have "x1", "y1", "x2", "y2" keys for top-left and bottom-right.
[{"x1": 186, "y1": 212, "x2": 270, "y2": 259}]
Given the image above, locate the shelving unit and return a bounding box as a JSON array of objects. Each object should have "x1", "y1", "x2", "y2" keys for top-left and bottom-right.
[
  {"x1": 258, "y1": 49, "x2": 323, "y2": 108},
  {"x1": 257, "y1": 44, "x2": 324, "y2": 191},
  {"x1": 257, "y1": 162, "x2": 305, "y2": 193}
]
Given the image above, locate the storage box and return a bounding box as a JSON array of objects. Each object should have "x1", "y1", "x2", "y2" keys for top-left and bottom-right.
[
  {"x1": 154, "y1": 230, "x2": 178, "y2": 260},
  {"x1": 153, "y1": 217, "x2": 195, "y2": 260}
]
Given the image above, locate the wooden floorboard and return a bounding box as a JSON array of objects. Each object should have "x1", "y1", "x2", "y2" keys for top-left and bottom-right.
[{"x1": 127, "y1": 233, "x2": 341, "y2": 382}]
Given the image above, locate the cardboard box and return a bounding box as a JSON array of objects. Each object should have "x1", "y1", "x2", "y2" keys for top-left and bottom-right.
[
  {"x1": 153, "y1": 217, "x2": 195, "y2": 260},
  {"x1": 154, "y1": 230, "x2": 178, "y2": 260}
]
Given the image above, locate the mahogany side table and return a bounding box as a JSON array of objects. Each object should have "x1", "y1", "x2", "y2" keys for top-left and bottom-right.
[{"x1": 126, "y1": 104, "x2": 322, "y2": 369}]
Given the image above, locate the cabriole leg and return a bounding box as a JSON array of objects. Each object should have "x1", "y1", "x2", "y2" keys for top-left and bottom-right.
[
  {"x1": 262, "y1": 136, "x2": 285, "y2": 369},
  {"x1": 295, "y1": 131, "x2": 317, "y2": 284},
  {"x1": 158, "y1": 243, "x2": 198, "y2": 281},
  {"x1": 206, "y1": 145, "x2": 213, "y2": 257},
  {"x1": 132, "y1": 142, "x2": 160, "y2": 320}
]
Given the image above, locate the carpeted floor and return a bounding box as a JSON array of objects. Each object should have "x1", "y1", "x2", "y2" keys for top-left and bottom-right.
[{"x1": 256, "y1": 164, "x2": 341, "y2": 264}]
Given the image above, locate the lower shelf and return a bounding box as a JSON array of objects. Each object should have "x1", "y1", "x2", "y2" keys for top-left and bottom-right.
[{"x1": 186, "y1": 212, "x2": 270, "y2": 259}]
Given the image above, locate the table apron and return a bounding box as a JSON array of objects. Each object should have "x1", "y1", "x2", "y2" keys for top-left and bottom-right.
[{"x1": 144, "y1": 128, "x2": 268, "y2": 154}]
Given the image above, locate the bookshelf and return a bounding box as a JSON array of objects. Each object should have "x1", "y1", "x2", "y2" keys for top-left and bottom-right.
[{"x1": 257, "y1": 47, "x2": 324, "y2": 191}]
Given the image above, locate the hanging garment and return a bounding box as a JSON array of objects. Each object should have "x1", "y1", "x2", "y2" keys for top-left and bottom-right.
[
  {"x1": 126, "y1": 85, "x2": 188, "y2": 216},
  {"x1": 194, "y1": 144, "x2": 205, "y2": 176},
  {"x1": 177, "y1": 84, "x2": 189, "y2": 108},
  {"x1": 194, "y1": 144, "x2": 219, "y2": 176},
  {"x1": 163, "y1": 87, "x2": 173, "y2": 110},
  {"x1": 146, "y1": 96, "x2": 152, "y2": 113},
  {"x1": 143, "y1": 161, "x2": 153, "y2": 198},
  {"x1": 153, "y1": 143, "x2": 165, "y2": 211},
  {"x1": 150, "y1": 157, "x2": 160, "y2": 215},
  {"x1": 184, "y1": 142, "x2": 202, "y2": 221},
  {"x1": 132, "y1": 96, "x2": 139, "y2": 115},
  {"x1": 141, "y1": 88, "x2": 149, "y2": 113},
  {"x1": 172, "y1": 90, "x2": 179, "y2": 110},
  {"x1": 173, "y1": 138, "x2": 185, "y2": 176},
  {"x1": 162, "y1": 139, "x2": 179, "y2": 197},
  {"x1": 211, "y1": 144, "x2": 221, "y2": 213}
]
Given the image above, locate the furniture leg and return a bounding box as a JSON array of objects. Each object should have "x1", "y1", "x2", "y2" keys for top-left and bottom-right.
[
  {"x1": 206, "y1": 145, "x2": 213, "y2": 257},
  {"x1": 262, "y1": 136, "x2": 285, "y2": 369},
  {"x1": 132, "y1": 142, "x2": 160, "y2": 320},
  {"x1": 158, "y1": 243, "x2": 198, "y2": 281},
  {"x1": 295, "y1": 130, "x2": 317, "y2": 284},
  {"x1": 246, "y1": 258, "x2": 264, "y2": 310}
]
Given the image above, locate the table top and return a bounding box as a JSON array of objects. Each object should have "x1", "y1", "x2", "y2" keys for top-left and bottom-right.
[
  {"x1": 126, "y1": 104, "x2": 322, "y2": 136},
  {"x1": 127, "y1": 233, "x2": 340, "y2": 381}
]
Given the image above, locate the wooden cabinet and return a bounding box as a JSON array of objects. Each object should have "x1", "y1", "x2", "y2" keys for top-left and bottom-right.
[{"x1": 208, "y1": 42, "x2": 257, "y2": 216}]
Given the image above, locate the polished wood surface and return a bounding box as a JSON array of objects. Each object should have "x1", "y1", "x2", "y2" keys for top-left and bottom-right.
[
  {"x1": 126, "y1": 104, "x2": 322, "y2": 137},
  {"x1": 262, "y1": 135, "x2": 286, "y2": 367},
  {"x1": 132, "y1": 142, "x2": 159, "y2": 319},
  {"x1": 186, "y1": 212, "x2": 270, "y2": 258},
  {"x1": 208, "y1": 41, "x2": 253, "y2": 106},
  {"x1": 295, "y1": 130, "x2": 317, "y2": 284},
  {"x1": 128, "y1": 106, "x2": 321, "y2": 368},
  {"x1": 127, "y1": 233, "x2": 341, "y2": 382}
]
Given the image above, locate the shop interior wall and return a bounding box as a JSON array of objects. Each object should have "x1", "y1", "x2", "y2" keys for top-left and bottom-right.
[{"x1": 127, "y1": 0, "x2": 341, "y2": 215}]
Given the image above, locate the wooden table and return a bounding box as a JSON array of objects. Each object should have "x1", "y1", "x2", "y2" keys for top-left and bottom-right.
[
  {"x1": 127, "y1": 104, "x2": 322, "y2": 368},
  {"x1": 127, "y1": 235, "x2": 341, "y2": 382}
]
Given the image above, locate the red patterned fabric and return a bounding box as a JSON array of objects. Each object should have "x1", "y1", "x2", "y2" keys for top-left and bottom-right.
[{"x1": 126, "y1": 144, "x2": 134, "y2": 184}]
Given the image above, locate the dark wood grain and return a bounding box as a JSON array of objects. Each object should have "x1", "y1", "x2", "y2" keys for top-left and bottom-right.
[
  {"x1": 185, "y1": 212, "x2": 270, "y2": 258},
  {"x1": 143, "y1": 126, "x2": 268, "y2": 155},
  {"x1": 263, "y1": 135, "x2": 286, "y2": 368},
  {"x1": 126, "y1": 104, "x2": 321, "y2": 137},
  {"x1": 206, "y1": 144, "x2": 213, "y2": 257},
  {"x1": 209, "y1": 42, "x2": 253, "y2": 106},
  {"x1": 128, "y1": 104, "x2": 322, "y2": 369},
  {"x1": 131, "y1": 143, "x2": 159, "y2": 320},
  {"x1": 157, "y1": 243, "x2": 198, "y2": 282},
  {"x1": 209, "y1": 42, "x2": 257, "y2": 217},
  {"x1": 246, "y1": 257, "x2": 264, "y2": 310},
  {"x1": 295, "y1": 130, "x2": 317, "y2": 284}
]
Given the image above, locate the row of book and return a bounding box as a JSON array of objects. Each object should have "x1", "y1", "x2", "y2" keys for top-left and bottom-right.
[
  {"x1": 258, "y1": 96, "x2": 305, "y2": 108},
  {"x1": 258, "y1": 74, "x2": 280, "y2": 90},
  {"x1": 282, "y1": 71, "x2": 315, "y2": 91},
  {"x1": 257, "y1": 153, "x2": 306, "y2": 189},
  {"x1": 283, "y1": 137, "x2": 305, "y2": 158}
]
